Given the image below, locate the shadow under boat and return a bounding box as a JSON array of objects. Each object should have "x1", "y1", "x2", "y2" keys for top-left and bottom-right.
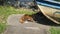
[{"x1": 32, "y1": 12, "x2": 60, "y2": 26}]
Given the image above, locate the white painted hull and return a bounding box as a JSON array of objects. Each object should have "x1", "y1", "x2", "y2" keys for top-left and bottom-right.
[{"x1": 38, "y1": 5, "x2": 60, "y2": 24}]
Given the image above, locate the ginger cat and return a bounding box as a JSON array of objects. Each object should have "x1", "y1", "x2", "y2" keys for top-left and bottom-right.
[{"x1": 19, "y1": 14, "x2": 34, "y2": 24}]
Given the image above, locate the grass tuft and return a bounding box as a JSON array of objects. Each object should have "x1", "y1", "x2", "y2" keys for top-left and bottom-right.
[{"x1": 50, "y1": 27, "x2": 60, "y2": 34}]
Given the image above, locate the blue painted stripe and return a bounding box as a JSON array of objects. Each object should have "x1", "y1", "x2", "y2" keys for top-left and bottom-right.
[{"x1": 36, "y1": 0, "x2": 60, "y2": 9}]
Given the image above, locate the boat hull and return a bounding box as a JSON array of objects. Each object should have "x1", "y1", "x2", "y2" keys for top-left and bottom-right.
[{"x1": 38, "y1": 5, "x2": 60, "y2": 24}]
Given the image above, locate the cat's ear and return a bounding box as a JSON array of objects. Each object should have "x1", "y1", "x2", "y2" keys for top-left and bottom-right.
[
  {"x1": 24, "y1": 14, "x2": 26, "y2": 16},
  {"x1": 24, "y1": 14, "x2": 29, "y2": 16}
]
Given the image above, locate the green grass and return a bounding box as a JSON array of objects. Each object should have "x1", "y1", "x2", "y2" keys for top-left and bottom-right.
[
  {"x1": 0, "y1": 23, "x2": 6, "y2": 33},
  {"x1": 0, "y1": 6, "x2": 37, "y2": 34},
  {"x1": 0, "y1": 6, "x2": 36, "y2": 19},
  {"x1": 50, "y1": 27, "x2": 60, "y2": 34}
]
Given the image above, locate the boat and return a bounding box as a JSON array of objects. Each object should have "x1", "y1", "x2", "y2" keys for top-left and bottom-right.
[{"x1": 36, "y1": 0, "x2": 60, "y2": 24}]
